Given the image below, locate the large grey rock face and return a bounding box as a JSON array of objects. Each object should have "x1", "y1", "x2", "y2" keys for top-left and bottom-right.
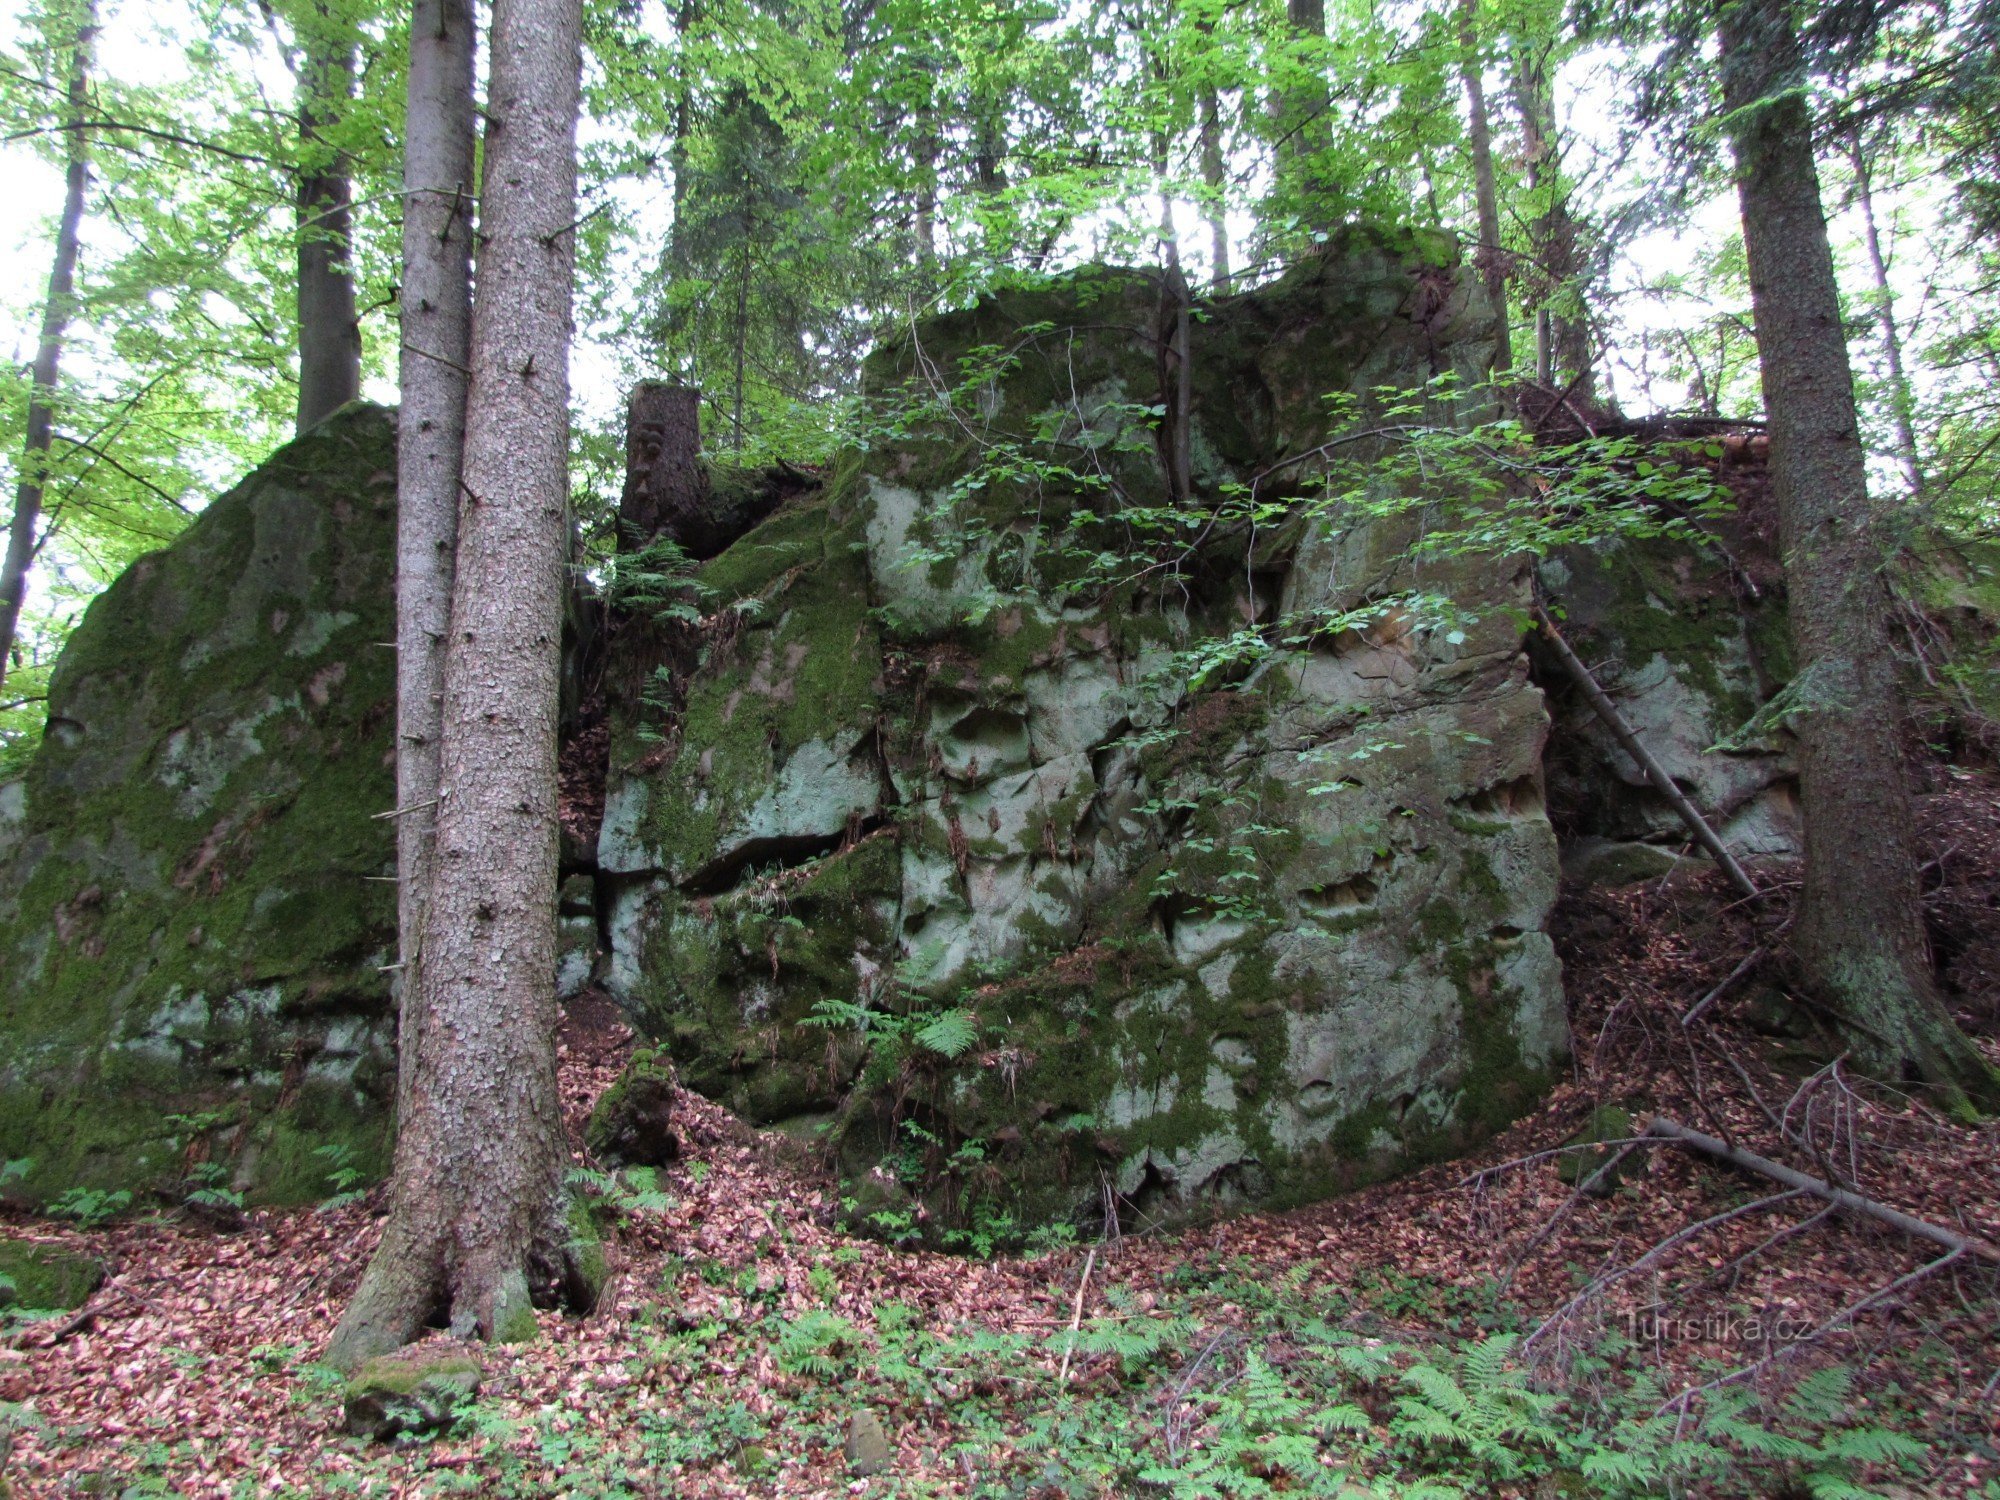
[
  {"x1": 0, "y1": 407, "x2": 399, "y2": 1204},
  {"x1": 598, "y1": 231, "x2": 1572, "y2": 1238},
  {"x1": 1539, "y1": 520, "x2": 1800, "y2": 880}
]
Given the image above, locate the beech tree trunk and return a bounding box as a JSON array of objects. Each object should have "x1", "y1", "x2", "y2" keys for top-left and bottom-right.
[
  {"x1": 1457, "y1": 0, "x2": 1511, "y2": 373},
  {"x1": 295, "y1": 13, "x2": 363, "y2": 432},
  {"x1": 1719, "y1": 0, "x2": 1999, "y2": 1108},
  {"x1": 1510, "y1": 36, "x2": 1590, "y2": 393},
  {"x1": 328, "y1": 0, "x2": 592, "y2": 1368},
  {"x1": 1, "y1": 0, "x2": 92, "y2": 697},
  {"x1": 391, "y1": 0, "x2": 477, "y2": 1115},
  {"x1": 1270, "y1": 0, "x2": 1330, "y2": 214},
  {"x1": 1198, "y1": 76, "x2": 1230, "y2": 294}
]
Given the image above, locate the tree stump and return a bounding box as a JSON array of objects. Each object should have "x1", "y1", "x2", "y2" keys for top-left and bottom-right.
[{"x1": 619, "y1": 381, "x2": 708, "y2": 553}]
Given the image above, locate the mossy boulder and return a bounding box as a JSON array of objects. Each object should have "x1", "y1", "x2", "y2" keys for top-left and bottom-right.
[
  {"x1": 343, "y1": 1346, "x2": 483, "y2": 1441},
  {"x1": 0, "y1": 407, "x2": 401, "y2": 1206},
  {"x1": 1556, "y1": 1105, "x2": 1639, "y2": 1197},
  {"x1": 600, "y1": 228, "x2": 1571, "y2": 1241},
  {"x1": 0, "y1": 1238, "x2": 105, "y2": 1309},
  {"x1": 585, "y1": 1045, "x2": 680, "y2": 1166}
]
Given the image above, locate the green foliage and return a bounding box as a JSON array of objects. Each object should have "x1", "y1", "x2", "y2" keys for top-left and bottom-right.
[
  {"x1": 313, "y1": 1142, "x2": 368, "y2": 1212},
  {"x1": 46, "y1": 1184, "x2": 132, "y2": 1226}
]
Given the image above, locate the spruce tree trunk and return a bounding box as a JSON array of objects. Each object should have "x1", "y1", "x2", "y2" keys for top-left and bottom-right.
[
  {"x1": 391, "y1": 0, "x2": 477, "y2": 1115},
  {"x1": 1457, "y1": 0, "x2": 1511, "y2": 372},
  {"x1": 296, "y1": 15, "x2": 363, "y2": 432},
  {"x1": 1719, "y1": 0, "x2": 1999, "y2": 1108},
  {"x1": 1, "y1": 0, "x2": 92, "y2": 696},
  {"x1": 1844, "y1": 134, "x2": 1922, "y2": 498},
  {"x1": 328, "y1": 0, "x2": 593, "y2": 1369}
]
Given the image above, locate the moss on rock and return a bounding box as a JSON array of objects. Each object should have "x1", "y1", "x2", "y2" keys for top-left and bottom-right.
[
  {"x1": 602, "y1": 232, "x2": 1572, "y2": 1246},
  {"x1": 0, "y1": 407, "x2": 400, "y2": 1205},
  {"x1": 343, "y1": 1347, "x2": 483, "y2": 1441},
  {"x1": 0, "y1": 1239, "x2": 105, "y2": 1310}
]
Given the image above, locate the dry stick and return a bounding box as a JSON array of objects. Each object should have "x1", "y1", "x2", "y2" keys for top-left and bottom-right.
[
  {"x1": 1055, "y1": 1244, "x2": 1099, "y2": 1387},
  {"x1": 1657, "y1": 1246, "x2": 1967, "y2": 1417},
  {"x1": 1641, "y1": 1116, "x2": 2000, "y2": 1264},
  {"x1": 1681, "y1": 946, "x2": 1765, "y2": 1029},
  {"x1": 1525, "y1": 1188, "x2": 1812, "y2": 1358},
  {"x1": 1532, "y1": 603, "x2": 1759, "y2": 900}
]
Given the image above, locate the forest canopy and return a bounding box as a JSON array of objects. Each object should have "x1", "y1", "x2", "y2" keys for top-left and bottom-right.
[{"x1": 4, "y1": 0, "x2": 1999, "y2": 776}]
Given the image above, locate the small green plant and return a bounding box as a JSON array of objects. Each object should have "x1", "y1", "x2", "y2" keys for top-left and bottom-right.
[
  {"x1": 773, "y1": 1308, "x2": 860, "y2": 1377},
  {"x1": 48, "y1": 1185, "x2": 133, "y2": 1227},
  {"x1": 313, "y1": 1142, "x2": 368, "y2": 1211},
  {"x1": 181, "y1": 1160, "x2": 244, "y2": 1214}
]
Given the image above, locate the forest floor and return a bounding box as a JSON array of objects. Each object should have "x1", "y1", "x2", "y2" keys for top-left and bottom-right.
[{"x1": 4, "y1": 772, "x2": 1999, "y2": 1498}]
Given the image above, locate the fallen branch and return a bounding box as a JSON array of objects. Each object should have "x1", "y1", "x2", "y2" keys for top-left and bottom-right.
[
  {"x1": 1533, "y1": 602, "x2": 1759, "y2": 899},
  {"x1": 1525, "y1": 1189, "x2": 1811, "y2": 1357},
  {"x1": 1055, "y1": 1244, "x2": 1098, "y2": 1387},
  {"x1": 1681, "y1": 947, "x2": 1765, "y2": 1028},
  {"x1": 1657, "y1": 1246, "x2": 1967, "y2": 1416},
  {"x1": 1641, "y1": 1116, "x2": 2000, "y2": 1264}
]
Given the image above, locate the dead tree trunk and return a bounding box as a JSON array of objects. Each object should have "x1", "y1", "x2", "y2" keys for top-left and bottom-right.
[
  {"x1": 619, "y1": 382, "x2": 706, "y2": 550},
  {"x1": 1, "y1": 0, "x2": 93, "y2": 697},
  {"x1": 391, "y1": 0, "x2": 477, "y2": 1116},
  {"x1": 1719, "y1": 0, "x2": 1999, "y2": 1108},
  {"x1": 295, "y1": 13, "x2": 363, "y2": 432},
  {"x1": 327, "y1": 0, "x2": 593, "y2": 1369}
]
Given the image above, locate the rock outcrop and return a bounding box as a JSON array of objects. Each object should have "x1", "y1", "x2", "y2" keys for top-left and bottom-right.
[
  {"x1": 1, "y1": 234, "x2": 1859, "y2": 1232},
  {"x1": 0, "y1": 408, "x2": 399, "y2": 1204},
  {"x1": 596, "y1": 230, "x2": 1570, "y2": 1239}
]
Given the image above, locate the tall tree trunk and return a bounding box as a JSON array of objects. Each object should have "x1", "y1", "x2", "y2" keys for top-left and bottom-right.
[
  {"x1": 1844, "y1": 134, "x2": 1923, "y2": 499},
  {"x1": 1198, "y1": 76, "x2": 1230, "y2": 294},
  {"x1": 1, "y1": 0, "x2": 92, "y2": 696},
  {"x1": 391, "y1": 0, "x2": 477, "y2": 1117},
  {"x1": 731, "y1": 240, "x2": 749, "y2": 453},
  {"x1": 296, "y1": 11, "x2": 363, "y2": 432},
  {"x1": 328, "y1": 0, "x2": 594, "y2": 1369},
  {"x1": 1269, "y1": 0, "x2": 1330, "y2": 219},
  {"x1": 1457, "y1": 0, "x2": 1511, "y2": 373},
  {"x1": 669, "y1": 0, "x2": 697, "y2": 227},
  {"x1": 1510, "y1": 34, "x2": 1590, "y2": 394},
  {"x1": 1719, "y1": 0, "x2": 1999, "y2": 1108},
  {"x1": 913, "y1": 105, "x2": 939, "y2": 272}
]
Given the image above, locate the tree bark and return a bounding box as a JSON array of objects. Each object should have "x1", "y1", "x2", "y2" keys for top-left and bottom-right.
[
  {"x1": 1510, "y1": 34, "x2": 1590, "y2": 394},
  {"x1": 295, "y1": 9, "x2": 363, "y2": 432},
  {"x1": 1270, "y1": 0, "x2": 1330, "y2": 215},
  {"x1": 1, "y1": 0, "x2": 93, "y2": 697},
  {"x1": 1198, "y1": 76, "x2": 1230, "y2": 295},
  {"x1": 1719, "y1": 0, "x2": 1999, "y2": 1108},
  {"x1": 391, "y1": 0, "x2": 477, "y2": 1118},
  {"x1": 1844, "y1": 133, "x2": 1922, "y2": 499},
  {"x1": 1457, "y1": 0, "x2": 1511, "y2": 373},
  {"x1": 619, "y1": 382, "x2": 706, "y2": 550},
  {"x1": 328, "y1": 0, "x2": 592, "y2": 1369}
]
